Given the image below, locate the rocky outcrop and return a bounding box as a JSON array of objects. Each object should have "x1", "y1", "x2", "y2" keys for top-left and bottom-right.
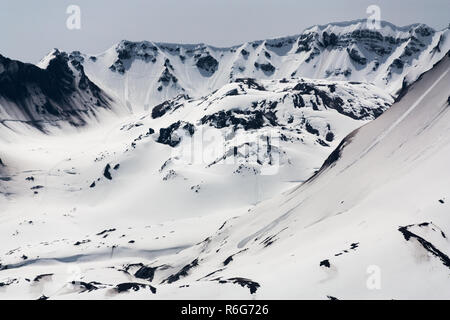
[
  {"x1": 157, "y1": 121, "x2": 195, "y2": 147},
  {"x1": 0, "y1": 50, "x2": 112, "y2": 130},
  {"x1": 196, "y1": 55, "x2": 219, "y2": 76}
]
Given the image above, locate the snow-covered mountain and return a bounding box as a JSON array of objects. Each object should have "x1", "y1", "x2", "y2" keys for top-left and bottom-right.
[
  {"x1": 0, "y1": 19, "x2": 449, "y2": 299},
  {"x1": 0, "y1": 67, "x2": 394, "y2": 299},
  {"x1": 0, "y1": 50, "x2": 115, "y2": 132},
  {"x1": 0, "y1": 49, "x2": 445, "y2": 300},
  {"x1": 133, "y1": 50, "x2": 450, "y2": 300},
  {"x1": 60, "y1": 19, "x2": 450, "y2": 111}
]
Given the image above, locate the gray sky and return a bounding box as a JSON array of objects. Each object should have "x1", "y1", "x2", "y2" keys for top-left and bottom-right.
[{"x1": 1, "y1": 0, "x2": 449, "y2": 64}]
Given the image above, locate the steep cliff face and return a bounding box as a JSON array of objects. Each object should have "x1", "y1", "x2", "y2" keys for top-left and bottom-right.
[{"x1": 0, "y1": 50, "x2": 114, "y2": 131}]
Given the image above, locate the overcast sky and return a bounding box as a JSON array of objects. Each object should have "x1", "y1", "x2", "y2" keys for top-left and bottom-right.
[{"x1": 1, "y1": 0, "x2": 449, "y2": 64}]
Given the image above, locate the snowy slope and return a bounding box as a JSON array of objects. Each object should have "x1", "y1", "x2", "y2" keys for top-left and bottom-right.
[
  {"x1": 0, "y1": 75, "x2": 394, "y2": 299},
  {"x1": 66, "y1": 20, "x2": 450, "y2": 111},
  {"x1": 0, "y1": 51, "x2": 448, "y2": 298},
  {"x1": 0, "y1": 19, "x2": 448, "y2": 300},
  {"x1": 119, "y1": 50, "x2": 449, "y2": 300}
]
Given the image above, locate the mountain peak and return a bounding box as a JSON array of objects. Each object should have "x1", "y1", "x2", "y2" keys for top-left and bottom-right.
[{"x1": 37, "y1": 48, "x2": 62, "y2": 69}]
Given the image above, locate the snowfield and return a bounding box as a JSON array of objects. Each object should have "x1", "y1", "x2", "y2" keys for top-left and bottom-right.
[{"x1": 0, "y1": 20, "x2": 449, "y2": 299}]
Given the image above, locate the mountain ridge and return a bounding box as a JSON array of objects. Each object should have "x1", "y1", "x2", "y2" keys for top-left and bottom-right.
[{"x1": 43, "y1": 19, "x2": 446, "y2": 112}]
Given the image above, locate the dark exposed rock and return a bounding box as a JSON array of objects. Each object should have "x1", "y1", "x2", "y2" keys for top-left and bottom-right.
[
  {"x1": 74, "y1": 239, "x2": 91, "y2": 246},
  {"x1": 109, "y1": 61, "x2": 125, "y2": 74},
  {"x1": 158, "y1": 68, "x2": 178, "y2": 85},
  {"x1": 240, "y1": 49, "x2": 249, "y2": 57},
  {"x1": 157, "y1": 121, "x2": 195, "y2": 147},
  {"x1": 254, "y1": 62, "x2": 275, "y2": 74},
  {"x1": 322, "y1": 32, "x2": 338, "y2": 47},
  {"x1": 0, "y1": 51, "x2": 111, "y2": 130},
  {"x1": 71, "y1": 281, "x2": 98, "y2": 292},
  {"x1": 325, "y1": 132, "x2": 335, "y2": 142},
  {"x1": 130, "y1": 128, "x2": 155, "y2": 149},
  {"x1": 296, "y1": 33, "x2": 314, "y2": 53},
  {"x1": 413, "y1": 25, "x2": 434, "y2": 37},
  {"x1": 401, "y1": 44, "x2": 421, "y2": 57},
  {"x1": 223, "y1": 256, "x2": 233, "y2": 266},
  {"x1": 134, "y1": 266, "x2": 158, "y2": 281},
  {"x1": 121, "y1": 122, "x2": 143, "y2": 131},
  {"x1": 164, "y1": 58, "x2": 174, "y2": 70},
  {"x1": 113, "y1": 41, "x2": 158, "y2": 69},
  {"x1": 152, "y1": 100, "x2": 176, "y2": 119},
  {"x1": 320, "y1": 259, "x2": 331, "y2": 268},
  {"x1": 201, "y1": 109, "x2": 277, "y2": 131},
  {"x1": 305, "y1": 47, "x2": 321, "y2": 63},
  {"x1": 260, "y1": 232, "x2": 283, "y2": 247},
  {"x1": 317, "y1": 139, "x2": 330, "y2": 147},
  {"x1": 116, "y1": 282, "x2": 156, "y2": 294},
  {"x1": 294, "y1": 81, "x2": 381, "y2": 120},
  {"x1": 96, "y1": 228, "x2": 116, "y2": 236},
  {"x1": 33, "y1": 274, "x2": 54, "y2": 282},
  {"x1": 391, "y1": 58, "x2": 404, "y2": 69},
  {"x1": 219, "y1": 277, "x2": 260, "y2": 294},
  {"x1": 103, "y1": 164, "x2": 112, "y2": 180},
  {"x1": 225, "y1": 88, "x2": 239, "y2": 96},
  {"x1": 235, "y1": 78, "x2": 266, "y2": 91},
  {"x1": 221, "y1": 249, "x2": 249, "y2": 267},
  {"x1": 306, "y1": 130, "x2": 358, "y2": 184},
  {"x1": 347, "y1": 48, "x2": 367, "y2": 65},
  {"x1": 196, "y1": 55, "x2": 219, "y2": 75},
  {"x1": 305, "y1": 121, "x2": 320, "y2": 136},
  {"x1": 162, "y1": 259, "x2": 199, "y2": 284},
  {"x1": 151, "y1": 95, "x2": 189, "y2": 119},
  {"x1": 292, "y1": 94, "x2": 305, "y2": 108},
  {"x1": 398, "y1": 223, "x2": 450, "y2": 269},
  {"x1": 0, "y1": 279, "x2": 17, "y2": 287}
]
